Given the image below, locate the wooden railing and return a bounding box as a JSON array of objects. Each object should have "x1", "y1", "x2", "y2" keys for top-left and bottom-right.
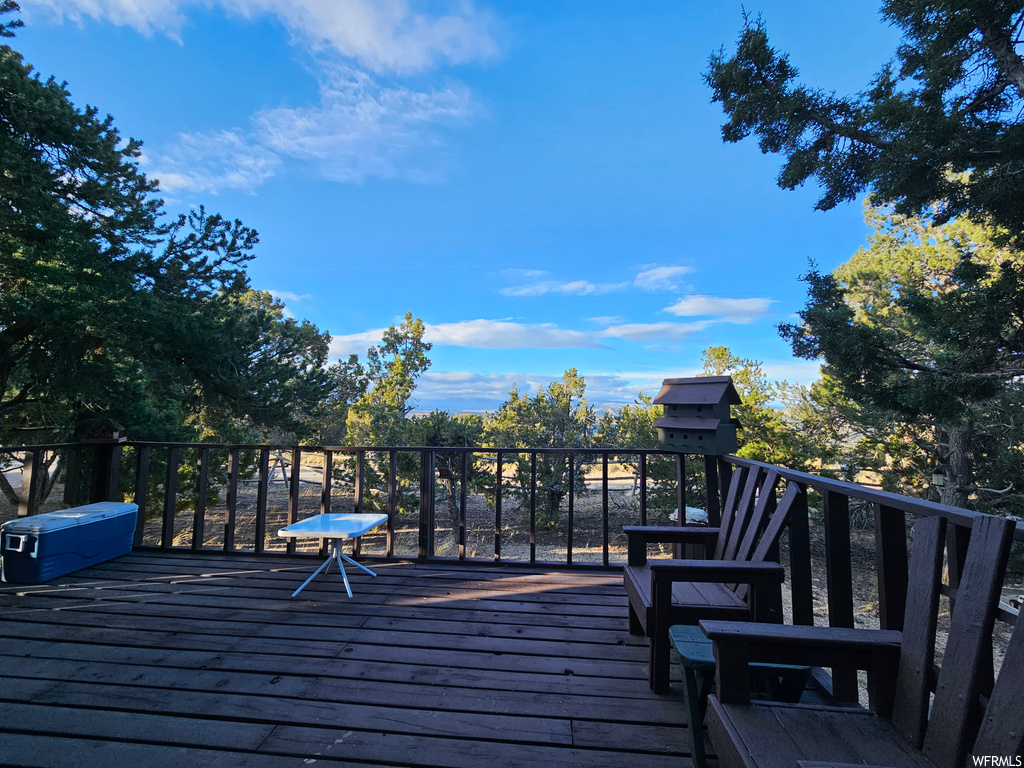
[
  {"x1": 2, "y1": 439, "x2": 1020, "y2": 700},
  {"x1": 722, "y1": 455, "x2": 1022, "y2": 699},
  {"x1": 0, "y1": 440, "x2": 719, "y2": 566}
]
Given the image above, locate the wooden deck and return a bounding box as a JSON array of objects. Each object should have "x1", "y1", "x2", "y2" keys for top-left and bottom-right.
[{"x1": 0, "y1": 550, "x2": 695, "y2": 767}]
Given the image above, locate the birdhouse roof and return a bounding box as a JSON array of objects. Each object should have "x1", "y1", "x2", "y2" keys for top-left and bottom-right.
[
  {"x1": 653, "y1": 416, "x2": 722, "y2": 431},
  {"x1": 653, "y1": 415, "x2": 742, "y2": 430},
  {"x1": 652, "y1": 376, "x2": 741, "y2": 406}
]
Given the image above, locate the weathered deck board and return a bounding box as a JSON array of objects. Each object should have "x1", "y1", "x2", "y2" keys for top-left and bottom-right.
[{"x1": 0, "y1": 551, "x2": 695, "y2": 767}]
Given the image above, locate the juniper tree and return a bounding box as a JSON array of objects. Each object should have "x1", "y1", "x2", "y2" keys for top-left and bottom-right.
[{"x1": 706, "y1": 3, "x2": 1024, "y2": 243}]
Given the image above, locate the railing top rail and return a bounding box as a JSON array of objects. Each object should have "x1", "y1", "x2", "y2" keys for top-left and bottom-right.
[
  {"x1": 727, "y1": 456, "x2": 1024, "y2": 541},
  {"x1": 1, "y1": 440, "x2": 691, "y2": 455},
  {"x1": 4, "y1": 439, "x2": 1019, "y2": 541},
  {"x1": 0, "y1": 442, "x2": 91, "y2": 452},
  {"x1": 115, "y1": 442, "x2": 694, "y2": 456}
]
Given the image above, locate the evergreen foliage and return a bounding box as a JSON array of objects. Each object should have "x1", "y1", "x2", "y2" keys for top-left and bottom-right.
[
  {"x1": 0, "y1": 6, "x2": 332, "y2": 442},
  {"x1": 781, "y1": 207, "x2": 1024, "y2": 511},
  {"x1": 706, "y1": 3, "x2": 1024, "y2": 243},
  {"x1": 483, "y1": 369, "x2": 595, "y2": 528}
]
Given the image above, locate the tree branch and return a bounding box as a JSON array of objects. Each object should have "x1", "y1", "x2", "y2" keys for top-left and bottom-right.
[
  {"x1": 980, "y1": 23, "x2": 1024, "y2": 99},
  {"x1": 809, "y1": 106, "x2": 892, "y2": 151}
]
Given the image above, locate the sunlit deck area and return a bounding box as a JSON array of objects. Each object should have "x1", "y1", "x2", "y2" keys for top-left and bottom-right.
[{"x1": 0, "y1": 550, "x2": 694, "y2": 767}]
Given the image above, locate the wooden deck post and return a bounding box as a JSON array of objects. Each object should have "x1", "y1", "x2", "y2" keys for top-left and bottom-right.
[{"x1": 91, "y1": 438, "x2": 125, "y2": 503}]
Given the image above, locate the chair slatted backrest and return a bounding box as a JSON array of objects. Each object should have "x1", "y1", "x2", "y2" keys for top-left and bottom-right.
[
  {"x1": 921, "y1": 515, "x2": 1015, "y2": 768},
  {"x1": 733, "y1": 477, "x2": 800, "y2": 603},
  {"x1": 711, "y1": 465, "x2": 750, "y2": 561},
  {"x1": 734, "y1": 470, "x2": 782, "y2": 563},
  {"x1": 891, "y1": 515, "x2": 946, "y2": 748},
  {"x1": 972, "y1": 604, "x2": 1024, "y2": 759},
  {"x1": 719, "y1": 466, "x2": 764, "y2": 562}
]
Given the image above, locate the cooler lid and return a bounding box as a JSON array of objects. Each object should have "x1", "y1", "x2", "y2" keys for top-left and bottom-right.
[{"x1": 1, "y1": 502, "x2": 137, "y2": 535}]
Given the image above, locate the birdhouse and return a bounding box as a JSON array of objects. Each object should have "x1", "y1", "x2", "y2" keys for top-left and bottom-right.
[{"x1": 652, "y1": 376, "x2": 742, "y2": 455}]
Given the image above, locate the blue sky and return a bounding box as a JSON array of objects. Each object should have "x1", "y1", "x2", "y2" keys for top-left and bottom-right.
[{"x1": 17, "y1": 1, "x2": 901, "y2": 412}]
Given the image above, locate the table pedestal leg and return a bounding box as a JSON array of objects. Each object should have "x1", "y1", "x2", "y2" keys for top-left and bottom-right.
[
  {"x1": 291, "y1": 553, "x2": 334, "y2": 597},
  {"x1": 291, "y1": 539, "x2": 379, "y2": 598}
]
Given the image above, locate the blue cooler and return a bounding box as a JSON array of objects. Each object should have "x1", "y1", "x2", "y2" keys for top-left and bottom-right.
[{"x1": 1, "y1": 502, "x2": 138, "y2": 584}]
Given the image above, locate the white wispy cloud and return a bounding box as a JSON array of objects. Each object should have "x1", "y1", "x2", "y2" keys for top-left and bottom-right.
[
  {"x1": 256, "y1": 64, "x2": 472, "y2": 183},
  {"x1": 328, "y1": 329, "x2": 383, "y2": 359},
  {"x1": 30, "y1": 0, "x2": 492, "y2": 193},
  {"x1": 329, "y1": 318, "x2": 611, "y2": 359},
  {"x1": 26, "y1": 0, "x2": 499, "y2": 73},
  {"x1": 146, "y1": 130, "x2": 280, "y2": 195},
  {"x1": 145, "y1": 66, "x2": 473, "y2": 191},
  {"x1": 600, "y1": 321, "x2": 712, "y2": 342},
  {"x1": 269, "y1": 290, "x2": 312, "y2": 303},
  {"x1": 503, "y1": 269, "x2": 548, "y2": 279},
  {"x1": 24, "y1": 0, "x2": 187, "y2": 37},
  {"x1": 501, "y1": 265, "x2": 692, "y2": 298},
  {"x1": 588, "y1": 315, "x2": 626, "y2": 326},
  {"x1": 663, "y1": 295, "x2": 774, "y2": 324},
  {"x1": 500, "y1": 279, "x2": 629, "y2": 297},
  {"x1": 413, "y1": 370, "x2": 652, "y2": 412},
  {"x1": 634, "y1": 265, "x2": 692, "y2": 292},
  {"x1": 411, "y1": 362, "x2": 825, "y2": 413},
  {"x1": 427, "y1": 319, "x2": 608, "y2": 349}
]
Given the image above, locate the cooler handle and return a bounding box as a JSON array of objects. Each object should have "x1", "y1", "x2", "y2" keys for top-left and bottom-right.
[{"x1": 5, "y1": 534, "x2": 34, "y2": 556}]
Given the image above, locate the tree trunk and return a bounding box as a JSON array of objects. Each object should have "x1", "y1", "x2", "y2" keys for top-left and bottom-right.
[{"x1": 939, "y1": 424, "x2": 972, "y2": 508}]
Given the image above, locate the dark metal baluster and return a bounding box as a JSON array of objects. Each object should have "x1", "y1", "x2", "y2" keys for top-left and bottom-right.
[
  {"x1": 286, "y1": 448, "x2": 301, "y2": 555},
  {"x1": 321, "y1": 450, "x2": 333, "y2": 515},
  {"x1": 192, "y1": 447, "x2": 209, "y2": 550},
  {"x1": 255, "y1": 448, "x2": 270, "y2": 554},
  {"x1": 530, "y1": 452, "x2": 537, "y2": 564},
  {"x1": 353, "y1": 450, "x2": 364, "y2": 557},
  {"x1": 418, "y1": 449, "x2": 432, "y2": 559},
  {"x1": 602, "y1": 452, "x2": 610, "y2": 566},
  {"x1": 495, "y1": 451, "x2": 503, "y2": 562},
  {"x1": 162, "y1": 447, "x2": 180, "y2": 548},
  {"x1": 459, "y1": 450, "x2": 468, "y2": 560},
  {"x1": 676, "y1": 453, "x2": 686, "y2": 520},
  {"x1": 354, "y1": 450, "x2": 364, "y2": 514},
  {"x1": 639, "y1": 453, "x2": 647, "y2": 526},
  {"x1": 387, "y1": 450, "x2": 397, "y2": 558},
  {"x1": 567, "y1": 452, "x2": 575, "y2": 566},
  {"x1": 133, "y1": 446, "x2": 150, "y2": 546},
  {"x1": 225, "y1": 448, "x2": 239, "y2": 551}
]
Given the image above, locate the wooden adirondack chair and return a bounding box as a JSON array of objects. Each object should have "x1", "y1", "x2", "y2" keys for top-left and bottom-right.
[
  {"x1": 702, "y1": 513, "x2": 1023, "y2": 768},
  {"x1": 623, "y1": 465, "x2": 802, "y2": 693}
]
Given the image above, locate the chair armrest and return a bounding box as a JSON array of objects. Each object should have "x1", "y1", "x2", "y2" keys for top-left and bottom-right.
[
  {"x1": 700, "y1": 620, "x2": 902, "y2": 707},
  {"x1": 622, "y1": 526, "x2": 720, "y2": 566},
  {"x1": 650, "y1": 559, "x2": 784, "y2": 588}
]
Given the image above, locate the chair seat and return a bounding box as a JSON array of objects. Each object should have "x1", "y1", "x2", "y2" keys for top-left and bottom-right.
[
  {"x1": 624, "y1": 563, "x2": 749, "y2": 635},
  {"x1": 707, "y1": 697, "x2": 937, "y2": 768}
]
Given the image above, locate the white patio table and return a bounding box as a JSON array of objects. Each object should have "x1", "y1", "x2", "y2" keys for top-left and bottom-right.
[{"x1": 277, "y1": 512, "x2": 387, "y2": 598}]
